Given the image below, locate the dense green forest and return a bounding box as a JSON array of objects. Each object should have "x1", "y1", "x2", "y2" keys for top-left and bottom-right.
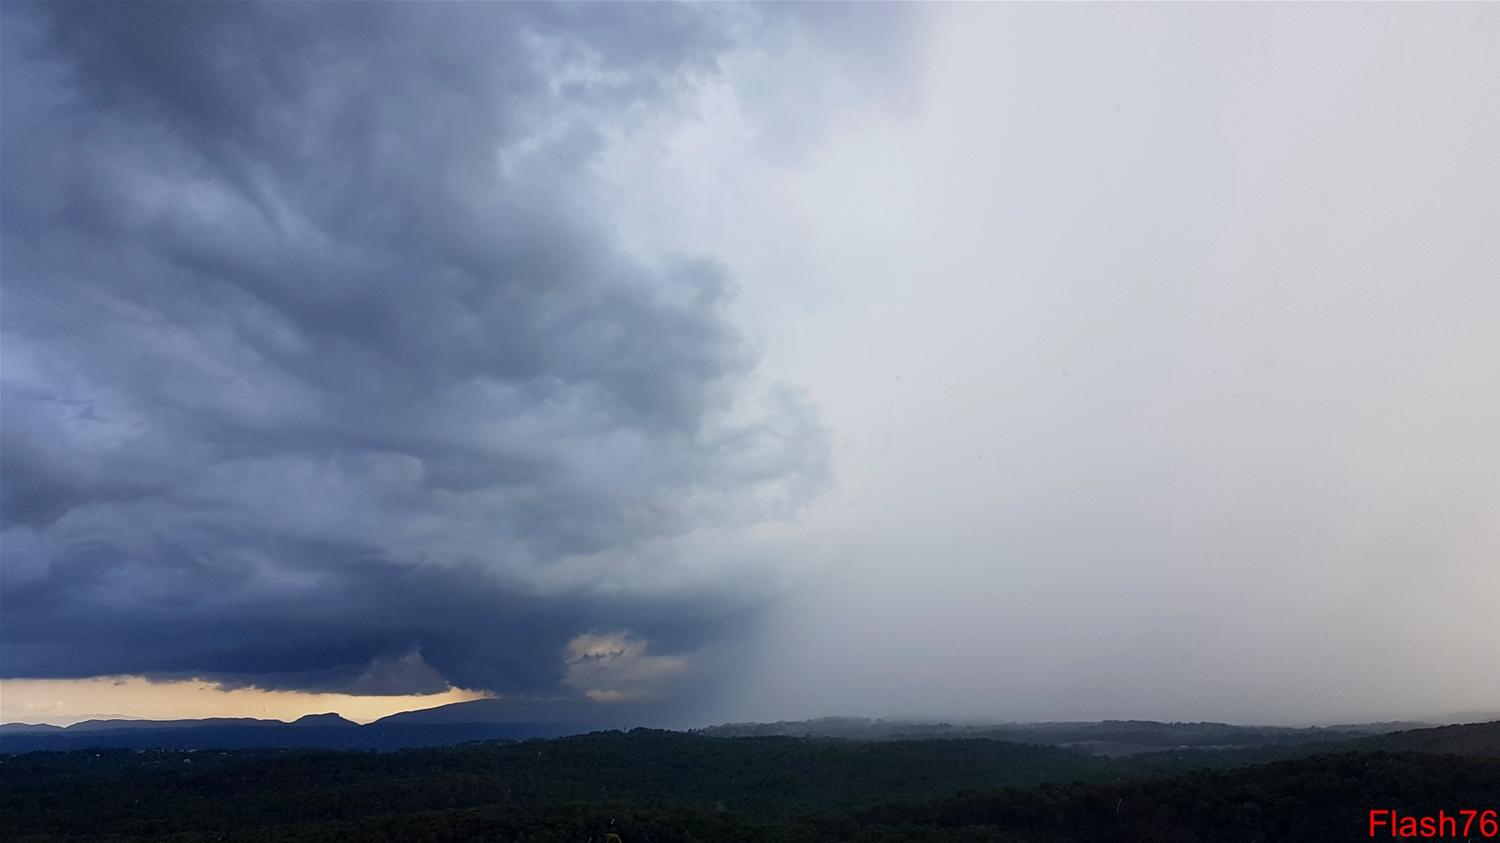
[{"x1": 5, "y1": 724, "x2": 1499, "y2": 841}]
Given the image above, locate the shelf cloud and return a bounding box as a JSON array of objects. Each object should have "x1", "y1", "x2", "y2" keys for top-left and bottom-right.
[{"x1": 0, "y1": 2, "x2": 907, "y2": 706}]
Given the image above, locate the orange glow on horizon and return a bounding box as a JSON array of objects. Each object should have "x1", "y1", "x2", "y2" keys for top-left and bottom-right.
[{"x1": 0, "y1": 676, "x2": 491, "y2": 726}]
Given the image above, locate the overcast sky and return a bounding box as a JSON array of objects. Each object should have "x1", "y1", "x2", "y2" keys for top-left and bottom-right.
[{"x1": 2, "y1": 3, "x2": 1496, "y2": 727}]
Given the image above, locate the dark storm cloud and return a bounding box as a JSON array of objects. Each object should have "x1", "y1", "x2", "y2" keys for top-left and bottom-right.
[
  {"x1": 0, "y1": 2, "x2": 843, "y2": 699},
  {"x1": 4, "y1": 549, "x2": 759, "y2": 709}
]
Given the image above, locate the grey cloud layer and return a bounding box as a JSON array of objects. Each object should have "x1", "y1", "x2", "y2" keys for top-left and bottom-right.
[{"x1": 0, "y1": 2, "x2": 849, "y2": 699}]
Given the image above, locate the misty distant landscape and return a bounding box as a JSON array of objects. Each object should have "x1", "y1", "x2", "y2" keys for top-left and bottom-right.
[
  {"x1": 0, "y1": 704, "x2": 1448, "y2": 755},
  {"x1": 3, "y1": 0, "x2": 1498, "y2": 841}
]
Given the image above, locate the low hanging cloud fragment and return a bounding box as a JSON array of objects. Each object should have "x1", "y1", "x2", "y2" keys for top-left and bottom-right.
[{"x1": 562, "y1": 632, "x2": 689, "y2": 703}]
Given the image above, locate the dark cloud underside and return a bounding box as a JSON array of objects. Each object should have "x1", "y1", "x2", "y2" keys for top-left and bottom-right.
[{"x1": 0, "y1": 2, "x2": 837, "y2": 699}]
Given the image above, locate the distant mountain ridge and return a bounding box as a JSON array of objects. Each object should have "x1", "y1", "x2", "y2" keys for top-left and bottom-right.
[
  {"x1": 1347, "y1": 719, "x2": 1500, "y2": 757},
  {"x1": 2, "y1": 714, "x2": 359, "y2": 734},
  {"x1": 292, "y1": 713, "x2": 359, "y2": 728},
  {"x1": 692, "y1": 716, "x2": 1421, "y2": 755},
  {"x1": 69, "y1": 717, "x2": 294, "y2": 732},
  {"x1": 0, "y1": 695, "x2": 685, "y2": 752},
  {"x1": 7, "y1": 706, "x2": 1497, "y2": 758},
  {"x1": 0, "y1": 705, "x2": 590, "y2": 753},
  {"x1": 374, "y1": 696, "x2": 651, "y2": 729},
  {"x1": 0, "y1": 723, "x2": 65, "y2": 734}
]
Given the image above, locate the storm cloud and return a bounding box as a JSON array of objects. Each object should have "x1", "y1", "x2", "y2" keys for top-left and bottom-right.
[
  {"x1": 9, "y1": 3, "x2": 1492, "y2": 730},
  {"x1": 0, "y1": 2, "x2": 881, "y2": 703}
]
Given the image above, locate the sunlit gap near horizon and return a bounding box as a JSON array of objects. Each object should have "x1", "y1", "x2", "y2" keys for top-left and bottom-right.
[{"x1": 0, "y1": 678, "x2": 491, "y2": 727}]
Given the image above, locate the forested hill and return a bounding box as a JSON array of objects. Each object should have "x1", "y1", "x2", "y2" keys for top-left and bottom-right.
[
  {"x1": 694, "y1": 717, "x2": 1411, "y2": 754},
  {"x1": 1346, "y1": 719, "x2": 1500, "y2": 756},
  {"x1": 1118, "y1": 720, "x2": 1500, "y2": 774},
  {"x1": 0, "y1": 731, "x2": 1125, "y2": 821},
  {"x1": 3, "y1": 726, "x2": 1498, "y2": 841},
  {"x1": 0, "y1": 719, "x2": 585, "y2": 753}
]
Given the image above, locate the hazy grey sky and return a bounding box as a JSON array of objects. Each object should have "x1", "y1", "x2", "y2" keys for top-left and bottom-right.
[{"x1": 2, "y1": 3, "x2": 1496, "y2": 726}]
